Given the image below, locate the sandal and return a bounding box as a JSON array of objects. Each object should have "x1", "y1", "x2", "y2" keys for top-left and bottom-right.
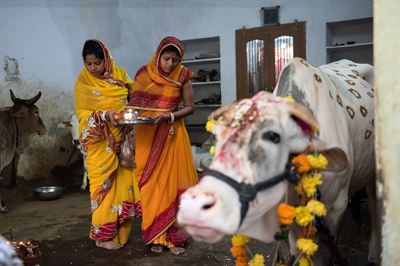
[
  {"x1": 150, "y1": 244, "x2": 164, "y2": 253},
  {"x1": 169, "y1": 246, "x2": 185, "y2": 255}
]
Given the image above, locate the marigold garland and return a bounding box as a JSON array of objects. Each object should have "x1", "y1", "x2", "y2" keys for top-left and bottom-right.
[
  {"x1": 296, "y1": 238, "x2": 318, "y2": 256},
  {"x1": 299, "y1": 255, "x2": 313, "y2": 266},
  {"x1": 295, "y1": 173, "x2": 322, "y2": 197},
  {"x1": 206, "y1": 119, "x2": 215, "y2": 132},
  {"x1": 277, "y1": 203, "x2": 296, "y2": 225},
  {"x1": 249, "y1": 254, "x2": 265, "y2": 266},
  {"x1": 306, "y1": 154, "x2": 328, "y2": 169},
  {"x1": 209, "y1": 146, "x2": 216, "y2": 156},
  {"x1": 231, "y1": 235, "x2": 249, "y2": 266},
  {"x1": 306, "y1": 200, "x2": 327, "y2": 217},
  {"x1": 291, "y1": 154, "x2": 312, "y2": 173},
  {"x1": 295, "y1": 206, "x2": 314, "y2": 226},
  {"x1": 276, "y1": 148, "x2": 327, "y2": 265}
]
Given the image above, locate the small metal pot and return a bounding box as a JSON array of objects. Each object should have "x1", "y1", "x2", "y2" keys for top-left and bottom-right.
[{"x1": 34, "y1": 186, "x2": 64, "y2": 200}]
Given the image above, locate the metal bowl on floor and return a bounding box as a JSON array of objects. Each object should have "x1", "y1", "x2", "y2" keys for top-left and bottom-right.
[{"x1": 34, "y1": 186, "x2": 65, "y2": 200}]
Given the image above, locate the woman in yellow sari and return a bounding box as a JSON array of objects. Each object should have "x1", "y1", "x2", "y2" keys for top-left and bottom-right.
[
  {"x1": 74, "y1": 39, "x2": 140, "y2": 250},
  {"x1": 129, "y1": 36, "x2": 198, "y2": 255}
]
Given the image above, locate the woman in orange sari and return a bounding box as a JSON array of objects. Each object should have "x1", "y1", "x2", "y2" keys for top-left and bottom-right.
[
  {"x1": 129, "y1": 36, "x2": 198, "y2": 255},
  {"x1": 74, "y1": 40, "x2": 140, "y2": 250}
]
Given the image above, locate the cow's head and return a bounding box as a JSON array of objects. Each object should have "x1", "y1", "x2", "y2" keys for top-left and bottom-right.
[
  {"x1": 59, "y1": 114, "x2": 81, "y2": 149},
  {"x1": 9, "y1": 90, "x2": 46, "y2": 148},
  {"x1": 177, "y1": 91, "x2": 347, "y2": 243}
]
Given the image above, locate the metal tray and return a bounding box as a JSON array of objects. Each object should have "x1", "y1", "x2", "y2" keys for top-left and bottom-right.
[{"x1": 119, "y1": 117, "x2": 154, "y2": 125}]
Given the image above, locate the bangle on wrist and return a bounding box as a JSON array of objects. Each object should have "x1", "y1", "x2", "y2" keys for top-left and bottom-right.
[
  {"x1": 170, "y1": 112, "x2": 175, "y2": 124},
  {"x1": 100, "y1": 111, "x2": 108, "y2": 122}
]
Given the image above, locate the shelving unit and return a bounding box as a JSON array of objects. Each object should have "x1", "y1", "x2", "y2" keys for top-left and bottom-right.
[
  {"x1": 326, "y1": 17, "x2": 373, "y2": 64},
  {"x1": 182, "y1": 36, "x2": 221, "y2": 146},
  {"x1": 182, "y1": 58, "x2": 220, "y2": 64}
]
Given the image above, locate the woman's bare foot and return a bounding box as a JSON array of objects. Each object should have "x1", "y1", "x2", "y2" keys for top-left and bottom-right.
[
  {"x1": 169, "y1": 246, "x2": 185, "y2": 255},
  {"x1": 96, "y1": 241, "x2": 123, "y2": 250},
  {"x1": 150, "y1": 244, "x2": 164, "y2": 253}
]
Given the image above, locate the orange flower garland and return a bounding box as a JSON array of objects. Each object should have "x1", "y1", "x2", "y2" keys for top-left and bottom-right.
[
  {"x1": 230, "y1": 235, "x2": 249, "y2": 266},
  {"x1": 277, "y1": 203, "x2": 296, "y2": 225},
  {"x1": 276, "y1": 151, "x2": 328, "y2": 265}
]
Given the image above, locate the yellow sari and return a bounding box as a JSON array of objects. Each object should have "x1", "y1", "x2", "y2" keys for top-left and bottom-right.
[
  {"x1": 74, "y1": 40, "x2": 140, "y2": 245},
  {"x1": 129, "y1": 36, "x2": 198, "y2": 247}
]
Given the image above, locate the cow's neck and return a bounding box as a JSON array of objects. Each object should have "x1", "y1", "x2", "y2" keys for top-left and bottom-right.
[
  {"x1": 237, "y1": 204, "x2": 281, "y2": 243},
  {"x1": 12, "y1": 115, "x2": 19, "y2": 149},
  {"x1": 0, "y1": 111, "x2": 18, "y2": 170}
]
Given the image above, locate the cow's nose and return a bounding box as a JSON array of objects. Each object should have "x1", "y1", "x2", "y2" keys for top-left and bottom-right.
[
  {"x1": 73, "y1": 140, "x2": 80, "y2": 146},
  {"x1": 179, "y1": 192, "x2": 217, "y2": 223}
]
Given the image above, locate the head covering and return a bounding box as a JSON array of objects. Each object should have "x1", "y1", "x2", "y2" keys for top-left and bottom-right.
[
  {"x1": 84, "y1": 39, "x2": 114, "y2": 77},
  {"x1": 146, "y1": 36, "x2": 189, "y2": 87},
  {"x1": 129, "y1": 36, "x2": 192, "y2": 113},
  {"x1": 155, "y1": 36, "x2": 185, "y2": 75}
]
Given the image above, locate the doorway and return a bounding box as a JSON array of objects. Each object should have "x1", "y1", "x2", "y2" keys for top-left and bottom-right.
[{"x1": 236, "y1": 22, "x2": 306, "y2": 100}]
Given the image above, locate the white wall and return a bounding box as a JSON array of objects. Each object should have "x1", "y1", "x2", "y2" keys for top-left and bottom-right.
[
  {"x1": 0, "y1": 0, "x2": 372, "y2": 179},
  {"x1": 374, "y1": 0, "x2": 400, "y2": 264}
]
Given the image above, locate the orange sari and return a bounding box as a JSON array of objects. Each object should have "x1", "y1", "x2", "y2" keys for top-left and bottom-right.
[
  {"x1": 74, "y1": 40, "x2": 140, "y2": 245},
  {"x1": 129, "y1": 36, "x2": 198, "y2": 247}
]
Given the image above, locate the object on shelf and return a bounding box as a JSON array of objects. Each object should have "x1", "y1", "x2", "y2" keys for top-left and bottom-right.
[
  {"x1": 192, "y1": 69, "x2": 219, "y2": 82},
  {"x1": 194, "y1": 53, "x2": 220, "y2": 60},
  {"x1": 346, "y1": 41, "x2": 356, "y2": 45},
  {"x1": 195, "y1": 93, "x2": 221, "y2": 105}
]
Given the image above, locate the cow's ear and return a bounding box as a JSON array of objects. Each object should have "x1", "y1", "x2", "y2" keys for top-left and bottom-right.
[
  {"x1": 308, "y1": 138, "x2": 348, "y2": 172},
  {"x1": 208, "y1": 103, "x2": 235, "y2": 121},
  {"x1": 58, "y1": 121, "x2": 71, "y2": 128},
  {"x1": 287, "y1": 101, "x2": 319, "y2": 134}
]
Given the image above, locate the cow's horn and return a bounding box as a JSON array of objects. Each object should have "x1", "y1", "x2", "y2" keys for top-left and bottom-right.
[
  {"x1": 26, "y1": 91, "x2": 42, "y2": 105},
  {"x1": 9, "y1": 89, "x2": 18, "y2": 104}
]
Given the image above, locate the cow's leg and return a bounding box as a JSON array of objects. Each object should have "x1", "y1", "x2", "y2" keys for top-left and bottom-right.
[
  {"x1": 81, "y1": 170, "x2": 88, "y2": 191},
  {"x1": 0, "y1": 193, "x2": 10, "y2": 213},
  {"x1": 9, "y1": 152, "x2": 19, "y2": 188},
  {"x1": 322, "y1": 193, "x2": 349, "y2": 265},
  {"x1": 80, "y1": 154, "x2": 88, "y2": 191},
  {"x1": 366, "y1": 182, "x2": 380, "y2": 264}
]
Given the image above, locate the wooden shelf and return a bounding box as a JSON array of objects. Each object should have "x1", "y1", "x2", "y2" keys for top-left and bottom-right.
[
  {"x1": 182, "y1": 58, "x2": 220, "y2": 64},
  {"x1": 194, "y1": 104, "x2": 221, "y2": 108},
  {"x1": 186, "y1": 124, "x2": 207, "y2": 130},
  {"x1": 182, "y1": 36, "x2": 221, "y2": 145},
  {"x1": 326, "y1": 42, "x2": 373, "y2": 50},
  {"x1": 192, "y1": 81, "x2": 221, "y2": 86},
  {"x1": 326, "y1": 17, "x2": 372, "y2": 64}
]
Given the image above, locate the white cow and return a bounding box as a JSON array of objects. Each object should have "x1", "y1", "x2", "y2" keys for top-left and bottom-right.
[
  {"x1": 60, "y1": 114, "x2": 88, "y2": 191},
  {"x1": 177, "y1": 58, "x2": 376, "y2": 265}
]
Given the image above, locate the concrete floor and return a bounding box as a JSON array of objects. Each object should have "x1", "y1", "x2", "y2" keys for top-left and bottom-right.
[{"x1": 0, "y1": 173, "x2": 370, "y2": 266}]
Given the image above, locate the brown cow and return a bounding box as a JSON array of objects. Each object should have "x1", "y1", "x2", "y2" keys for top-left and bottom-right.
[{"x1": 0, "y1": 90, "x2": 46, "y2": 213}]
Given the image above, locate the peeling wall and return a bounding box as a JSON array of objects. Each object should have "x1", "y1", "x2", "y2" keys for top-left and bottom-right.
[
  {"x1": 0, "y1": 0, "x2": 372, "y2": 180},
  {"x1": 374, "y1": 0, "x2": 400, "y2": 264}
]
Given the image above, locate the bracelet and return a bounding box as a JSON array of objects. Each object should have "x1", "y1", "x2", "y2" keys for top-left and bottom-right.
[
  {"x1": 170, "y1": 112, "x2": 175, "y2": 124},
  {"x1": 100, "y1": 111, "x2": 108, "y2": 122}
]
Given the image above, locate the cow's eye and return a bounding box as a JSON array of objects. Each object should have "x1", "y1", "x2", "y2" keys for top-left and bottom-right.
[{"x1": 261, "y1": 131, "x2": 280, "y2": 143}]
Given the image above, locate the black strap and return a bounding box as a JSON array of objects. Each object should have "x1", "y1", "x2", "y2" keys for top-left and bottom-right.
[{"x1": 201, "y1": 158, "x2": 299, "y2": 227}]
